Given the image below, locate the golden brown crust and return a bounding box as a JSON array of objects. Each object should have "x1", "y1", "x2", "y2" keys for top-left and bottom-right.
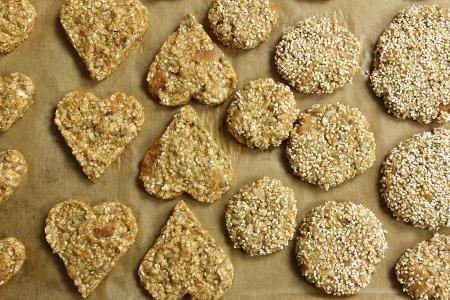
[
  {"x1": 0, "y1": 150, "x2": 27, "y2": 205},
  {"x1": 0, "y1": 237, "x2": 26, "y2": 286}
]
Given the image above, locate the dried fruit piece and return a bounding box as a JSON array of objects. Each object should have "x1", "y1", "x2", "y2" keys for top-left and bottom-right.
[
  {"x1": 0, "y1": 150, "x2": 27, "y2": 204},
  {"x1": 0, "y1": 237, "x2": 26, "y2": 285}
]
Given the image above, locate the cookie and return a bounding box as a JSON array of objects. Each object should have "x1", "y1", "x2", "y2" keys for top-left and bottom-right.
[
  {"x1": 381, "y1": 128, "x2": 450, "y2": 230},
  {"x1": 286, "y1": 103, "x2": 376, "y2": 190},
  {"x1": 0, "y1": 237, "x2": 26, "y2": 286},
  {"x1": 138, "y1": 201, "x2": 234, "y2": 300},
  {"x1": 225, "y1": 177, "x2": 297, "y2": 256},
  {"x1": 147, "y1": 14, "x2": 237, "y2": 106},
  {"x1": 370, "y1": 5, "x2": 450, "y2": 124},
  {"x1": 0, "y1": 0, "x2": 36, "y2": 54},
  {"x1": 396, "y1": 234, "x2": 450, "y2": 300},
  {"x1": 0, "y1": 73, "x2": 35, "y2": 132},
  {"x1": 0, "y1": 150, "x2": 27, "y2": 205},
  {"x1": 296, "y1": 201, "x2": 387, "y2": 296},
  {"x1": 139, "y1": 105, "x2": 233, "y2": 203},
  {"x1": 208, "y1": 0, "x2": 278, "y2": 49},
  {"x1": 226, "y1": 78, "x2": 297, "y2": 150},
  {"x1": 60, "y1": 0, "x2": 149, "y2": 81},
  {"x1": 45, "y1": 200, "x2": 138, "y2": 298},
  {"x1": 275, "y1": 16, "x2": 360, "y2": 94},
  {"x1": 55, "y1": 91, "x2": 144, "y2": 182}
]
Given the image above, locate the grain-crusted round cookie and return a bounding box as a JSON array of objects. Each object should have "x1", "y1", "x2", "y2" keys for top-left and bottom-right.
[
  {"x1": 286, "y1": 103, "x2": 376, "y2": 190},
  {"x1": 381, "y1": 128, "x2": 450, "y2": 230},
  {"x1": 371, "y1": 5, "x2": 450, "y2": 124},
  {"x1": 226, "y1": 78, "x2": 297, "y2": 150},
  {"x1": 395, "y1": 234, "x2": 450, "y2": 300},
  {"x1": 225, "y1": 177, "x2": 297, "y2": 256},
  {"x1": 296, "y1": 201, "x2": 387, "y2": 296},
  {"x1": 208, "y1": 0, "x2": 278, "y2": 49},
  {"x1": 275, "y1": 16, "x2": 360, "y2": 94}
]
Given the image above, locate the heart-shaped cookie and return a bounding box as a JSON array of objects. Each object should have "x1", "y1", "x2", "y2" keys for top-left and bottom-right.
[
  {"x1": 139, "y1": 105, "x2": 233, "y2": 203},
  {"x1": 0, "y1": 237, "x2": 26, "y2": 286},
  {"x1": 45, "y1": 200, "x2": 138, "y2": 298},
  {"x1": 138, "y1": 201, "x2": 234, "y2": 299},
  {"x1": 55, "y1": 91, "x2": 144, "y2": 182},
  {"x1": 0, "y1": 150, "x2": 27, "y2": 205},
  {"x1": 60, "y1": 0, "x2": 149, "y2": 80},
  {"x1": 0, "y1": 73, "x2": 35, "y2": 132}
]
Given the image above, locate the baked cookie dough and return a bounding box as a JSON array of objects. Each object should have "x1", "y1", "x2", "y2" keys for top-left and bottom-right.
[
  {"x1": 371, "y1": 5, "x2": 450, "y2": 124},
  {"x1": 0, "y1": 150, "x2": 27, "y2": 205},
  {"x1": 226, "y1": 78, "x2": 297, "y2": 150},
  {"x1": 286, "y1": 103, "x2": 376, "y2": 190},
  {"x1": 0, "y1": 237, "x2": 26, "y2": 285},
  {"x1": 296, "y1": 201, "x2": 387, "y2": 296}
]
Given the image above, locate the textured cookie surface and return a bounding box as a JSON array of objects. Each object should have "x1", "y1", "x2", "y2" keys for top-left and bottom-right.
[
  {"x1": 381, "y1": 128, "x2": 450, "y2": 230},
  {"x1": 396, "y1": 234, "x2": 450, "y2": 300},
  {"x1": 296, "y1": 201, "x2": 387, "y2": 296},
  {"x1": 0, "y1": 237, "x2": 26, "y2": 285},
  {"x1": 225, "y1": 177, "x2": 297, "y2": 256},
  {"x1": 45, "y1": 200, "x2": 138, "y2": 298},
  {"x1": 226, "y1": 78, "x2": 297, "y2": 150},
  {"x1": 371, "y1": 5, "x2": 450, "y2": 124},
  {"x1": 0, "y1": 73, "x2": 35, "y2": 132},
  {"x1": 60, "y1": 0, "x2": 149, "y2": 80},
  {"x1": 275, "y1": 16, "x2": 360, "y2": 94},
  {"x1": 139, "y1": 201, "x2": 234, "y2": 300},
  {"x1": 0, "y1": 150, "x2": 27, "y2": 205},
  {"x1": 55, "y1": 91, "x2": 144, "y2": 182},
  {"x1": 140, "y1": 105, "x2": 233, "y2": 203},
  {"x1": 208, "y1": 0, "x2": 277, "y2": 49},
  {"x1": 286, "y1": 103, "x2": 376, "y2": 190},
  {"x1": 147, "y1": 14, "x2": 237, "y2": 106},
  {"x1": 0, "y1": 0, "x2": 36, "y2": 54}
]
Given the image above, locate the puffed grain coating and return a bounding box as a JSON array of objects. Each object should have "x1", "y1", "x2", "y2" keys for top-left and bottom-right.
[
  {"x1": 0, "y1": 150, "x2": 27, "y2": 205},
  {"x1": 396, "y1": 234, "x2": 450, "y2": 300},
  {"x1": 139, "y1": 105, "x2": 233, "y2": 203},
  {"x1": 147, "y1": 14, "x2": 238, "y2": 106},
  {"x1": 296, "y1": 201, "x2": 387, "y2": 296},
  {"x1": 55, "y1": 91, "x2": 144, "y2": 182},
  {"x1": 381, "y1": 128, "x2": 450, "y2": 230},
  {"x1": 45, "y1": 200, "x2": 138, "y2": 298},
  {"x1": 0, "y1": 0, "x2": 36, "y2": 54},
  {"x1": 0, "y1": 237, "x2": 26, "y2": 286},
  {"x1": 60, "y1": 0, "x2": 149, "y2": 81},
  {"x1": 370, "y1": 5, "x2": 450, "y2": 124},
  {"x1": 0, "y1": 73, "x2": 35, "y2": 132},
  {"x1": 138, "y1": 201, "x2": 234, "y2": 300}
]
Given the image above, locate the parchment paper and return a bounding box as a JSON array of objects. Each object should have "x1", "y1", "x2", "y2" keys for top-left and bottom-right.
[{"x1": 1, "y1": 0, "x2": 450, "y2": 299}]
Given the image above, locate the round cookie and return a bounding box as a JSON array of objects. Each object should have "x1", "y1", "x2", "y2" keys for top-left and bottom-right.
[
  {"x1": 296, "y1": 201, "x2": 387, "y2": 296},
  {"x1": 275, "y1": 16, "x2": 360, "y2": 94},
  {"x1": 370, "y1": 5, "x2": 450, "y2": 124},
  {"x1": 225, "y1": 177, "x2": 297, "y2": 256},
  {"x1": 208, "y1": 0, "x2": 278, "y2": 49},
  {"x1": 226, "y1": 78, "x2": 297, "y2": 150},
  {"x1": 286, "y1": 103, "x2": 376, "y2": 190},
  {"x1": 381, "y1": 128, "x2": 450, "y2": 230},
  {"x1": 395, "y1": 234, "x2": 450, "y2": 300}
]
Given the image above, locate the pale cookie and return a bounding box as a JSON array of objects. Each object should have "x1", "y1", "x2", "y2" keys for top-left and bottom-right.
[
  {"x1": 226, "y1": 78, "x2": 297, "y2": 150},
  {"x1": 138, "y1": 201, "x2": 234, "y2": 300},
  {"x1": 208, "y1": 0, "x2": 278, "y2": 49},
  {"x1": 0, "y1": 237, "x2": 26, "y2": 285},
  {"x1": 0, "y1": 150, "x2": 27, "y2": 205},
  {"x1": 225, "y1": 177, "x2": 297, "y2": 256},
  {"x1": 286, "y1": 103, "x2": 376, "y2": 190},
  {"x1": 0, "y1": 73, "x2": 35, "y2": 132},
  {"x1": 275, "y1": 16, "x2": 360, "y2": 94},
  {"x1": 381, "y1": 128, "x2": 450, "y2": 230},
  {"x1": 45, "y1": 200, "x2": 138, "y2": 298},
  {"x1": 60, "y1": 0, "x2": 149, "y2": 81},
  {"x1": 296, "y1": 201, "x2": 387, "y2": 296},
  {"x1": 147, "y1": 14, "x2": 237, "y2": 106},
  {"x1": 0, "y1": 0, "x2": 36, "y2": 54},
  {"x1": 371, "y1": 5, "x2": 450, "y2": 124},
  {"x1": 55, "y1": 91, "x2": 144, "y2": 182},
  {"x1": 396, "y1": 234, "x2": 450, "y2": 300},
  {"x1": 139, "y1": 105, "x2": 233, "y2": 203}
]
